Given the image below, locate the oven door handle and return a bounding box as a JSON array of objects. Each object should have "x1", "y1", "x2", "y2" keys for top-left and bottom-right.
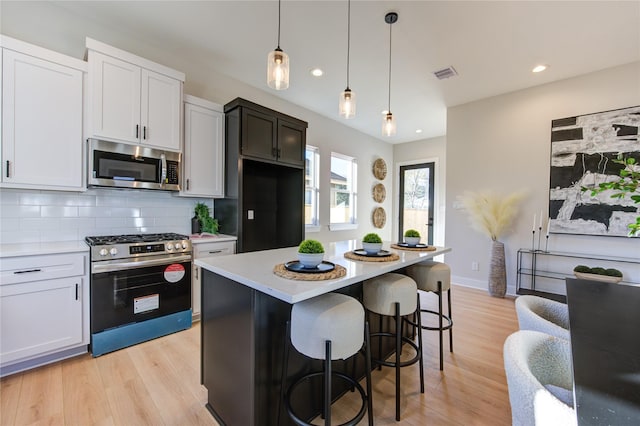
[{"x1": 92, "y1": 254, "x2": 192, "y2": 273}]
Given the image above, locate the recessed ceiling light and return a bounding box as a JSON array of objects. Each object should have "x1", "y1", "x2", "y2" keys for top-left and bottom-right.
[
  {"x1": 310, "y1": 68, "x2": 323, "y2": 77},
  {"x1": 415, "y1": 129, "x2": 423, "y2": 134},
  {"x1": 532, "y1": 64, "x2": 548, "y2": 73}
]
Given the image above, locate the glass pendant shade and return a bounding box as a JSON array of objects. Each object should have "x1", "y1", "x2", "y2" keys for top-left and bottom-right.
[
  {"x1": 339, "y1": 88, "x2": 356, "y2": 119},
  {"x1": 267, "y1": 48, "x2": 289, "y2": 90},
  {"x1": 382, "y1": 112, "x2": 396, "y2": 137}
]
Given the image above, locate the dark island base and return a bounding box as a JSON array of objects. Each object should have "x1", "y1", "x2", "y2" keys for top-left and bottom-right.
[{"x1": 201, "y1": 269, "x2": 408, "y2": 426}]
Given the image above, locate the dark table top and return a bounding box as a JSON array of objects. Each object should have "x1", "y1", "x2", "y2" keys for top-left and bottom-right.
[{"x1": 566, "y1": 278, "x2": 640, "y2": 425}]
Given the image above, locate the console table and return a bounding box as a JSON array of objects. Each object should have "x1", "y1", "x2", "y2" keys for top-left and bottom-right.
[{"x1": 516, "y1": 249, "x2": 639, "y2": 302}]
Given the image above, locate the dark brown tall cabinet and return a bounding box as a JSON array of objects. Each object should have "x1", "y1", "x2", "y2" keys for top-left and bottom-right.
[{"x1": 215, "y1": 98, "x2": 307, "y2": 253}]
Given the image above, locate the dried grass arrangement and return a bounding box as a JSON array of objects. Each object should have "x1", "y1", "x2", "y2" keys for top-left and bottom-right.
[{"x1": 459, "y1": 191, "x2": 524, "y2": 241}]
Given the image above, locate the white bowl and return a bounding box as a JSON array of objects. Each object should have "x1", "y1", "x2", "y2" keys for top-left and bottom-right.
[
  {"x1": 297, "y1": 252, "x2": 324, "y2": 268},
  {"x1": 404, "y1": 237, "x2": 420, "y2": 246},
  {"x1": 362, "y1": 242, "x2": 382, "y2": 254}
]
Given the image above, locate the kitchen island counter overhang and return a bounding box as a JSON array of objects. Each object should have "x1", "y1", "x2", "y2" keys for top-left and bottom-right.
[{"x1": 196, "y1": 240, "x2": 451, "y2": 425}]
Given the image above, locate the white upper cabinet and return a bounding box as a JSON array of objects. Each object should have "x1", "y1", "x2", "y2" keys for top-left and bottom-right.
[
  {"x1": 181, "y1": 95, "x2": 224, "y2": 198},
  {"x1": 1, "y1": 36, "x2": 86, "y2": 191},
  {"x1": 87, "y1": 38, "x2": 184, "y2": 152}
]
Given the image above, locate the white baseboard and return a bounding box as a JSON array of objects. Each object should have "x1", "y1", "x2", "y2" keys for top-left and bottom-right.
[{"x1": 452, "y1": 275, "x2": 517, "y2": 297}]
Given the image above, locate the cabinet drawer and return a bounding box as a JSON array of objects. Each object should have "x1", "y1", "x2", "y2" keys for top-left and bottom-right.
[
  {"x1": 0, "y1": 253, "x2": 86, "y2": 285},
  {"x1": 194, "y1": 241, "x2": 236, "y2": 258}
]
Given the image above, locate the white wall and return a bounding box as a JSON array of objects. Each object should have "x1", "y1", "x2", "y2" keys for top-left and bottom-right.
[
  {"x1": 0, "y1": 2, "x2": 394, "y2": 245},
  {"x1": 392, "y1": 136, "x2": 447, "y2": 246},
  {"x1": 445, "y1": 61, "x2": 640, "y2": 295}
]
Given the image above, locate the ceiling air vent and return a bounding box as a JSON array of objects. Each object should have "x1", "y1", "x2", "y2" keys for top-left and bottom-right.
[{"x1": 433, "y1": 66, "x2": 458, "y2": 80}]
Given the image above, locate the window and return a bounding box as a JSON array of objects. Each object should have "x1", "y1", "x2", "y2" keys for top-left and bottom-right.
[
  {"x1": 305, "y1": 146, "x2": 320, "y2": 228},
  {"x1": 330, "y1": 152, "x2": 357, "y2": 229}
]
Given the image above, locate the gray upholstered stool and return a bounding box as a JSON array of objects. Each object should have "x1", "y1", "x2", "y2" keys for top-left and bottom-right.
[
  {"x1": 280, "y1": 292, "x2": 373, "y2": 426},
  {"x1": 405, "y1": 260, "x2": 453, "y2": 371},
  {"x1": 362, "y1": 273, "x2": 423, "y2": 421}
]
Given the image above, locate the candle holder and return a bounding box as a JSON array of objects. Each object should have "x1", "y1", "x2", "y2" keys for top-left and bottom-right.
[
  {"x1": 544, "y1": 235, "x2": 549, "y2": 253},
  {"x1": 531, "y1": 230, "x2": 536, "y2": 252}
]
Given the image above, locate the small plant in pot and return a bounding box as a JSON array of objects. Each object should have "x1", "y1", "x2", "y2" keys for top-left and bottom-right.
[
  {"x1": 573, "y1": 265, "x2": 623, "y2": 283},
  {"x1": 403, "y1": 229, "x2": 421, "y2": 246},
  {"x1": 362, "y1": 233, "x2": 383, "y2": 254},
  {"x1": 298, "y1": 239, "x2": 325, "y2": 268}
]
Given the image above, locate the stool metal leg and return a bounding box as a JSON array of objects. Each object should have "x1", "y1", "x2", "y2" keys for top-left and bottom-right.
[
  {"x1": 448, "y1": 288, "x2": 453, "y2": 353},
  {"x1": 324, "y1": 340, "x2": 332, "y2": 426},
  {"x1": 364, "y1": 320, "x2": 374, "y2": 426},
  {"x1": 394, "y1": 302, "x2": 401, "y2": 421},
  {"x1": 416, "y1": 294, "x2": 425, "y2": 394},
  {"x1": 377, "y1": 314, "x2": 383, "y2": 371},
  {"x1": 438, "y1": 280, "x2": 444, "y2": 371}
]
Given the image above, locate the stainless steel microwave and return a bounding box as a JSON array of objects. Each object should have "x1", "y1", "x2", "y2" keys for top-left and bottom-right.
[{"x1": 87, "y1": 139, "x2": 181, "y2": 191}]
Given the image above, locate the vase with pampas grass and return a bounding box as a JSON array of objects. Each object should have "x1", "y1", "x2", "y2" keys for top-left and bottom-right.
[{"x1": 460, "y1": 191, "x2": 523, "y2": 297}]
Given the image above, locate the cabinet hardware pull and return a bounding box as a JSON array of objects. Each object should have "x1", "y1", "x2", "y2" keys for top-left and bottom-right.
[
  {"x1": 208, "y1": 250, "x2": 223, "y2": 254},
  {"x1": 195, "y1": 267, "x2": 198, "y2": 280},
  {"x1": 272, "y1": 147, "x2": 277, "y2": 158},
  {"x1": 14, "y1": 269, "x2": 42, "y2": 274},
  {"x1": 143, "y1": 126, "x2": 147, "y2": 140},
  {"x1": 277, "y1": 148, "x2": 281, "y2": 158},
  {"x1": 186, "y1": 179, "x2": 190, "y2": 190},
  {"x1": 75, "y1": 283, "x2": 79, "y2": 300},
  {"x1": 136, "y1": 124, "x2": 139, "y2": 138},
  {"x1": 5, "y1": 161, "x2": 9, "y2": 178}
]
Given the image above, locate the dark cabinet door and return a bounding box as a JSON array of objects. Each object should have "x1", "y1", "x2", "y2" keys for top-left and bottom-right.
[
  {"x1": 241, "y1": 108, "x2": 277, "y2": 161},
  {"x1": 276, "y1": 118, "x2": 305, "y2": 167}
]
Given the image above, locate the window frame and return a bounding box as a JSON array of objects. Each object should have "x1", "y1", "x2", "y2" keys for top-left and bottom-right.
[
  {"x1": 329, "y1": 152, "x2": 358, "y2": 230},
  {"x1": 304, "y1": 145, "x2": 320, "y2": 232}
]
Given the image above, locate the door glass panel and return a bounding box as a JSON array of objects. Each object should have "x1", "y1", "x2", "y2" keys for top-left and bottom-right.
[{"x1": 399, "y1": 163, "x2": 435, "y2": 244}]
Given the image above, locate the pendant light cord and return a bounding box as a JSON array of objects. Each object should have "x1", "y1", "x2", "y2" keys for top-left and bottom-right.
[
  {"x1": 346, "y1": 0, "x2": 351, "y2": 88},
  {"x1": 277, "y1": 0, "x2": 282, "y2": 49},
  {"x1": 387, "y1": 18, "x2": 393, "y2": 112}
]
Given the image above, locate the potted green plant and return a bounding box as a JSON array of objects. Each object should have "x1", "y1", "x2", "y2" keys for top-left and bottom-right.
[
  {"x1": 362, "y1": 233, "x2": 383, "y2": 254},
  {"x1": 298, "y1": 239, "x2": 325, "y2": 268},
  {"x1": 194, "y1": 202, "x2": 219, "y2": 234},
  {"x1": 573, "y1": 265, "x2": 623, "y2": 283},
  {"x1": 403, "y1": 229, "x2": 421, "y2": 246}
]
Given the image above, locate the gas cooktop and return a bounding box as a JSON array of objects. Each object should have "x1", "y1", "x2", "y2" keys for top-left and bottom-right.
[{"x1": 85, "y1": 233, "x2": 190, "y2": 246}]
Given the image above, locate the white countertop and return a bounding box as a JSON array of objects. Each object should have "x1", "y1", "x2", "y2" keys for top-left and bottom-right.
[
  {"x1": 189, "y1": 233, "x2": 237, "y2": 244},
  {"x1": 195, "y1": 240, "x2": 451, "y2": 304},
  {"x1": 0, "y1": 241, "x2": 90, "y2": 258}
]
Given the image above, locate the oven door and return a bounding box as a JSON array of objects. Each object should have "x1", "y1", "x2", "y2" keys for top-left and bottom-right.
[{"x1": 90, "y1": 254, "x2": 191, "y2": 333}]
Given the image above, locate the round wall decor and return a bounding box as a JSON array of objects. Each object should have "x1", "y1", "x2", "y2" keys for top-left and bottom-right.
[
  {"x1": 372, "y1": 183, "x2": 386, "y2": 203},
  {"x1": 372, "y1": 158, "x2": 387, "y2": 180},
  {"x1": 372, "y1": 207, "x2": 386, "y2": 228}
]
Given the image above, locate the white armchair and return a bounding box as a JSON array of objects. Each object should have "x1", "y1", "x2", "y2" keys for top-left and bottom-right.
[
  {"x1": 503, "y1": 330, "x2": 576, "y2": 426},
  {"x1": 515, "y1": 295, "x2": 570, "y2": 340}
]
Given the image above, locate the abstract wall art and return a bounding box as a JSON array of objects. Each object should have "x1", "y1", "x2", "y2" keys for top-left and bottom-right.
[{"x1": 549, "y1": 105, "x2": 640, "y2": 237}]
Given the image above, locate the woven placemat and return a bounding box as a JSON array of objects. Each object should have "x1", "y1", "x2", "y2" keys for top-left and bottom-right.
[
  {"x1": 273, "y1": 263, "x2": 347, "y2": 281},
  {"x1": 344, "y1": 251, "x2": 400, "y2": 262},
  {"x1": 390, "y1": 244, "x2": 437, "y2": 252}
]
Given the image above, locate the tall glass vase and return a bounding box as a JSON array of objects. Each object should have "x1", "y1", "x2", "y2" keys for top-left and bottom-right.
[{"x1": 489, "y1": 240, "x2": 506, "y2": 297}]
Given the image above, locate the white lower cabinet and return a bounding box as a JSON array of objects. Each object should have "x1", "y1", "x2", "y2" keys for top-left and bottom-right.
[
  {"x1": 192, "y1": 240, "x2": 236, "y2": 320},
  {"x1": 0, "y1": 252, "x2": 89, "y2": 376}
]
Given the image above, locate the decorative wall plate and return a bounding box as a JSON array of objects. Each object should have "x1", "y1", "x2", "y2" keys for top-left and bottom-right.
[
  {"x1": 372, "y1": 207, "x2": 386, "y2": 228},
  {"x1": 372, "y1": 183, "x2": 386, "y2": 203},
  {"x1": 372, "y1": 158, "x2": 387, "y2": 180}
]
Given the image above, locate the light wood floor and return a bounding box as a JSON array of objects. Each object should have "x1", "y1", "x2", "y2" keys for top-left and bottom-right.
[{"x1": 0, "y1": 285, "x2": 518, "y2": 426}]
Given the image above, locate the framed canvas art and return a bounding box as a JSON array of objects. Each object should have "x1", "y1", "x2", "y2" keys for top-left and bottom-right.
[{"x1": 548, "y1": 105, "x2": 640, "y2": 237}]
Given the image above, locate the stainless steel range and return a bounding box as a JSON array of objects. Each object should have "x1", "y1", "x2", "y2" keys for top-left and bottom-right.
[{"x1": 85, "y1": 233, "x2": 192, "y2": 356}]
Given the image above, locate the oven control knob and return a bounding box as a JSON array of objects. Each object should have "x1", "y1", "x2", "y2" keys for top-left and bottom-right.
[
  {"x1": 167, "y1": 243, "x2": 174, "y2": 250},
  {"x1": 176, "y1": 242, "x2": 184, "y2": 249},
  {"x1": 99, "y1": 248, "x2": 108, "y2": 256},
  {"x1": 109, "y1": 247, "x2": 118, "y2": 256}
]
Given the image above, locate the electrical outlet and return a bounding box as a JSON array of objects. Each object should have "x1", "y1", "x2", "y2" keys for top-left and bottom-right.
[
  {"x1": 248, "y1": 210, "x2": 254, "y2": 220},
  {"x1": 472, "y1": 261, "x2": 479, "y2": 271}
]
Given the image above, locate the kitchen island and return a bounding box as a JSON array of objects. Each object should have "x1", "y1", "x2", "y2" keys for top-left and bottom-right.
[{"x1": 196, "y1": 240, "x2": 451, "y2": 426}]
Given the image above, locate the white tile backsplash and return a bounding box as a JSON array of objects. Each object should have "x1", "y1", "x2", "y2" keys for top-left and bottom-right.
[{"x1": 0, "y1": 188, "x2": 213, "y2": 244}]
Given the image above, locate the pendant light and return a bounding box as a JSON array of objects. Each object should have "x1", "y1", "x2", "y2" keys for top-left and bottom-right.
[
  {"x1": 339, "y1": 0, "x2": 356, "y2": 118},
  {"x1": 382, "y1": 12, "x2": 397, "y2": 137},
  {"x1": 267, "y1": 0, "x2": 289, "y2": 90}
]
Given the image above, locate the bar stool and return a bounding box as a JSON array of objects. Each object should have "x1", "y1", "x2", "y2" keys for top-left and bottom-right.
[
  {"x1": 406, "y1": 260, "x2": 453, "y2": 371},
  {"x1": 280, "y1": 292, "x2": 373, "y2": 426},
  {"x1": 362, "y1": 273, "x2": 424, "y2": 421}
]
